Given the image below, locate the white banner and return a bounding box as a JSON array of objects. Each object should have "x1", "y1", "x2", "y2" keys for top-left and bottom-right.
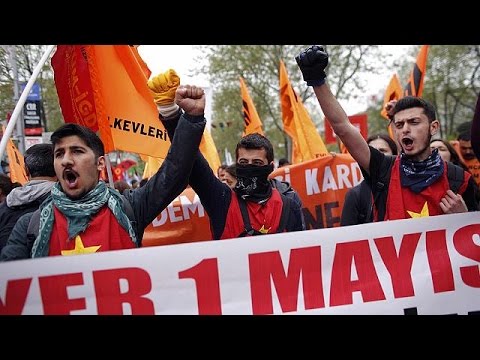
[{"x1": 1, "y1": 212, "x2": 479, "y2": 315}]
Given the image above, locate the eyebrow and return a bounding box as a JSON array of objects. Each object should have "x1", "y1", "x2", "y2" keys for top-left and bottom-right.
[
  {"x1": 396, "y1": 115, "x2": 421, "y2": 122},
  {"x1": 54, "y1": 145, "x2": 87, "y2": 152}
]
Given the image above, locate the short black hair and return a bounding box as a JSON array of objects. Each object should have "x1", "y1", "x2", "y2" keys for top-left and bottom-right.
[
  {"x1": 456, "y1": 121, "x2": 471, "y2": 141},
  {"x1": 392, "y1": 96, "x2": 436, "y2": 122},
  {"x1": 235, "y1": 133, "x2": 274, "y2": 163},
  {"x1": 0, "y1": 173, "x2": 14, "y2": 196},
  {"x1": 24, "y1": 143, "x2": 55, "y2": 178},
  {"x1": 366, "y1": 133, "x2": 398, "y2": 155},
  {"x1": 217, "y1": 164, "x2": 228, "y2": 176},
  {"x1": 51, "y1": 123, "x2": 105, "y2": 159},
  {"x1": 430, "y1": 138, "x2": 469, "y2": 171},
  {"x1": 278, "y1": 158, "x2": 291, "y2": 167},
  {"x1": 225, "y1": 164, "x2": 236, "y2": 177}
]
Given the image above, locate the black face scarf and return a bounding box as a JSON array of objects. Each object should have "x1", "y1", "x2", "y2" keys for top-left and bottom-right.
[
  {"x1": 400, "y1": 148, "x2": 444, "y2": 193},
  {"x1": 234, "y1": 163, "x2": 274, "y2": 204}
]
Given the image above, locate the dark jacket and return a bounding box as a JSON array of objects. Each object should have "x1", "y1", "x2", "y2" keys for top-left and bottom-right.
[
  {"x1": 340, "y1": 180, "x2": 373, "y2": 226},
  {"x1": 270, "y1": 178, "x2": 306, "y2": 229},
  {"x1": 160, "y1": 109, "x2": 304, "y2": 239},
  {"x1": 0, "y1": 180, "x2": 54, "y2": 251},
  {"x1": 0, "y1": 113, "x2": 206, "y2": 261}
]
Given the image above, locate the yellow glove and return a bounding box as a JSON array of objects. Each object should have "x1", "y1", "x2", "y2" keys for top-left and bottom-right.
[{"x1": 147, "y1": 69, "x2": 180, "y2": 106}]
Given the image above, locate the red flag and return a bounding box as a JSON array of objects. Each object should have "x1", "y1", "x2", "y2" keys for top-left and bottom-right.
[
  {"x1": 325, "y1": 114, "x2": 368, "y2": 144},
  {"x1": 117, "y1": 159, "x2": 137, "y2": 171}
]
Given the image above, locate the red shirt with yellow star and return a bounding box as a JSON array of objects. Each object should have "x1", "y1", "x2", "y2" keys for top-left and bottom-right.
[
  {"x1": 49, "y1": 206, "x2": 135, "y2": 256},
  {"x1": 221, "y1": 189, "x2": 283, "y2": 239},
  {"x1": 385, "y1": 157, "x2": 470, "y2": 220}
]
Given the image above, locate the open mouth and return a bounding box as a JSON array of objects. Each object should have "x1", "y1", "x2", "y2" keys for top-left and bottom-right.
[
  {"x1": 63, "y1": 169, "x2": 79, "y2": 189},
  {"x1": 402, "y1": 137, "x2": 414, "y2": 151}
]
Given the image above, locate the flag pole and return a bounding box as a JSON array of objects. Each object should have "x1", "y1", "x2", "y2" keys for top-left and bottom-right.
[
  {"x1": 0, "y1": 45, "x2": 56, "y2": 161},
  {"x1": 104, "y1": 154, "x2": 115, "y2": 188}
]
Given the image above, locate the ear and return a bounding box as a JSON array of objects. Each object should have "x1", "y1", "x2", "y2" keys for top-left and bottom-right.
[
  {"x1": 430, "y1": 119, "x2": 440, "y2": 136},
  {"x1": 97, "y1": 155, "x2": 106, "y2": 172}
]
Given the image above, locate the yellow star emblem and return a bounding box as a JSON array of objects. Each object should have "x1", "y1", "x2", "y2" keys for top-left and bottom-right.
[
  {"x1": 259, "y1": 224, "x2": 271, "y2": 234},
  {"x1": 61, "y1": 235, "x2": 101, "y2": 256},
  {"x1": 407, "y1": 201, "x2": 430, "y2": 218}
]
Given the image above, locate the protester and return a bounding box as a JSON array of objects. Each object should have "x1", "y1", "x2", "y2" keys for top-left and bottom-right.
[
  {"x1": 341, "y1": 134, "x2": 398, "y2": 225},
  {"x1": 148, "y1": 69, "x2": 304, "y2": 239},
  {"x1": 217, "y1": 164, "x2": 228, "y2": 181},
  {"x1": 0, "y1": 144, "x2": 57, "y2": 252},
  {"x1": 430, "y1": 139, "x2": 469, "y2": 172},
  {"x1": 278, "y1": 158, "x2": 291, "y2": 168},
  {"x1": 296, "y1": 45, "x2": 479, "y2": 221},
  {"x1": 0, "y1": 173, "x2": 14, "y2": 204},
  {"x1": 114, "y1": 180, "x2": 131, "y2": 194},
  {"x1": 456, "y1": 121, "x2": 480, "y2": 186},
  {"x1": 0, "y1": 160, "x2": 8, "y2": 175},
  {"x1": 471, "y1": 93, "x2": 480, "y2": 161},
  {"x1": 0, "y1": 84, "x2": 206, "y2": 261},
  {"x1": 222, "y1": 164, "x2": 237, "y2": 189},
  {"x1": 130, "y1": 179, "x2": 139, "y2": 189}
]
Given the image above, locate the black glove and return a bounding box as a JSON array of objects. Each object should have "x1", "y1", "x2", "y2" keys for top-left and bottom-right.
[{"x1": 295, "y1": 45, "x2": 329, "y2": 87}]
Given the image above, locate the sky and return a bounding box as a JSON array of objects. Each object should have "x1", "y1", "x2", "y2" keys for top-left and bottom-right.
[{"x1": 138, "y1": 45, "x2": 413, "y2": 116}]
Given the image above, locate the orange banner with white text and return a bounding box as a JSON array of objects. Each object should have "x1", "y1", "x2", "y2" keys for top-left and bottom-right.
[
  {"x1": 271, "y1": 154, "x2": 362, "y2": 229},
  {"x1": 52, "y1": 45, "x2": 170, "y2": 159},
  {"x1": 143, "y1": 153, "x2": 362, "y2": 246},
  {"x1": 142, "y1": 187, "x2": 212, "y2": 246}
]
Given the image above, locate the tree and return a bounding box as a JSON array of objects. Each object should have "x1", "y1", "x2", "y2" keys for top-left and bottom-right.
[
  {"x1": 0, "y1": 45, "x2": 62, "y2": 133},
  {"x1": 397, "y1": 45, "x2": 479, "y2": 139},
  {"x1": 196, "y1": 45, "x2": 389, "y2": 162}
]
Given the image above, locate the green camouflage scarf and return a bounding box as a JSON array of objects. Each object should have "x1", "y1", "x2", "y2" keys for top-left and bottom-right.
[{"x1": 31, "y1": 181, "x2": 137, "y2": 258}]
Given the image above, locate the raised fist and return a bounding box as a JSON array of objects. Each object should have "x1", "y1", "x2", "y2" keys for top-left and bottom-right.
[
  {"x1": 385, "y1": 99, "x2": 397, "y2": 120},
  {"x1": 175, "y1": 85, "x2": 205, "y2": 117},
  {"x1": 147, "y1": 69, "x2": 180, "y2": 106},
  {"x1": 295, "y1": 45, "x2": 329, "y2": 87}
]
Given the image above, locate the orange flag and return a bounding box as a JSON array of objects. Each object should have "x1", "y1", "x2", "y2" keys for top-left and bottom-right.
[
  {"x1": 279, "y1": 60, "x2": 328, "y2": 164},
  {"x1": 141, "y1": 155, "x2": 163, "y2": 180},
  {"x1": 239, "y1": 77, "x2": 264, "y2": 136},
  {"x1": 130, "y1": 45, "x2": 151, "y2": 79},
  {"x1": 404, "y1": 45, "x2": 429, "y2": 97},
  {"x1": 381, "y1": 74, "x2": 403, "y2": 120},
  {"x1": 199, "y1": 128, "x2": 221, "y2": 171},
  {"x1": 142, "y1": 126, "x2": 221, "y2": 179},
  {"x1": 5, "y1": 133, "x2": 28, "y2": 185},
  {"x1": 381, "y1": 73, "x2": 403, "y2": 139},
  {"x1": 51, "y1": 45, "x2": 170, "y2": 159}
]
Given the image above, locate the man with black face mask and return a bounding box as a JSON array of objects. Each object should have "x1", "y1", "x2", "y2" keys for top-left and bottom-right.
[{"x1": 148, "y1": 69, "x2": 305, "y2": 240}]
